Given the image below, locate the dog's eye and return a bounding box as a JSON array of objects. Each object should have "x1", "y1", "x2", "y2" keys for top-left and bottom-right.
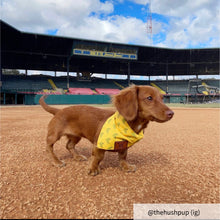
[{"x1": 146, "y1": 96, "x2": 153, "y2": 101}]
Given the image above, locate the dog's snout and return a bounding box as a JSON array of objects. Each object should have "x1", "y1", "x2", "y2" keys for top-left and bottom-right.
[{"x1": 166, "y1": 110, "x2": 174, "y2": 119}]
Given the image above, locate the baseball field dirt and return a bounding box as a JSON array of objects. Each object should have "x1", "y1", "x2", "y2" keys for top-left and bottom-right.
[{"x1": 0, "y1": 105, "x2": 219, "y2": 219}]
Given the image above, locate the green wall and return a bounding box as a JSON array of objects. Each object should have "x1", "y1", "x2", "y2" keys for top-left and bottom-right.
[
  {"x1": 34, "y1": 94, "x2": 111, "y2": 105},
  {"x1": 28, "y1": 94, "x2": 186, "y2": 105},
  {"x1": 170, "y1": 96, "x2": 186, "y2": 103}
]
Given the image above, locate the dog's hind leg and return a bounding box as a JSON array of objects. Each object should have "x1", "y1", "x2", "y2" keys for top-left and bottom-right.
[
  {"x1": 66, "y1": 136, "x2": 87, "y2": 161},
  {"x1": 46, "y1": 133, "x2": 66, "y2": 167}
]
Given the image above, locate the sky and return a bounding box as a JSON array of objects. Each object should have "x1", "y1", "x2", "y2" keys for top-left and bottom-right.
[
  {"x1": 1, "y1": 0, "x2": 219, "y2": 49},
  {"x1": 1, "y1": 0, "x2": 219, "y2": 79}
]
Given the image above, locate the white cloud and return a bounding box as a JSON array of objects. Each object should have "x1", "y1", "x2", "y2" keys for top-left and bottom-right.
[
  {"x1": 1, "y1": 0, "x2": 114, "y2": 33},
  {"x1": 52, "y1": 13, "x2": 151, "y2": 45},
  {"x1": 1, "y1": 0, "x2": 150, "y2": 44},
  {"x1": 151, "y1": 0, "x2": 214, "y2": 17},
  {"x1": 152, "y1": 0, "x2": 220, "y2": 48},
  {"x1": 129, "y1": 0, "x2": 149, "y2": 5},
  {"x1": 1, "y1": 0, "x2": 219, "y2": 48}
]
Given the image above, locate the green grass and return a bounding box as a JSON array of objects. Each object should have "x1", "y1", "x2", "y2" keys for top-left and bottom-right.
[
  {"x1": 167, "y1": 103, "x2": 220, "y2": 108},
  {"x1": 87, "y1": 104, "x2": 113, "y2": 108},
  {"x1": 88, "y1": 103, "x2": 220, "y2": 108}
]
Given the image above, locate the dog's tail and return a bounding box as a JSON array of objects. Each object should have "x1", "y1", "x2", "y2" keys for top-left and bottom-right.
[{"x1": 39, "y1": 95, "x2": 59, "y2": 115}]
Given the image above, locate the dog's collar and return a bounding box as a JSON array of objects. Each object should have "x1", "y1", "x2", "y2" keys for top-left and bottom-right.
[{"x1": 97, "y1": 111, "x2": 144, "y2": 151}]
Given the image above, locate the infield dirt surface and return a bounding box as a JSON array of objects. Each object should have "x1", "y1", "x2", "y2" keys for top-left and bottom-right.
[{"x1": 1, "y1": 105, "x2": 219, "y2": 219}]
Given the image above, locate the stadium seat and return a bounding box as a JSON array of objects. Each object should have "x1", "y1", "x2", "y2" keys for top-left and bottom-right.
[
  {"x1": 95, "y1": 88, "x2": 120, "y2": 95},
  {"x1": 68, "y1": 88, "x2": 94, "y2": 95}
]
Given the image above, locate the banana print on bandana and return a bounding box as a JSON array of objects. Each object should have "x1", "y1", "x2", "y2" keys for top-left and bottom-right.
[{"x1": 97, "y1": 111, "x2": 144, "y2": 151}]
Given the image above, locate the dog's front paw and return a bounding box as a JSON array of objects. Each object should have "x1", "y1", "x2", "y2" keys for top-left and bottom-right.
[
  {"x1": 120, "y1": 163, "x2": 136, "y2": 173},
  {"x1": 88, "y1": 168, "x2": 100, "y2": 176}
]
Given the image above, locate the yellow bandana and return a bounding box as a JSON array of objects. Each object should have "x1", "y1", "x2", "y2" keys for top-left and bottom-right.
[{"x1": 97, "y1": 111, "x2": 144, "y2": 151}]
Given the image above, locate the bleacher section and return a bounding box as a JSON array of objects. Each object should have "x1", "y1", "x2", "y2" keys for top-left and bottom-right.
[
  {"x1": 154, "y1": 81, "x2": 188, "y2": 95},
  {"x1": 1, "y1": 75, "x2": 52, "y2": 92},
  {"x1": 48, "y1": 79, "x2": 58, "y2": 90},
  {"x1": 1, "y1": 74, "x2": 219, "y2": 105},
  {"x1": 150, "y1": 82, "x2": 166, "y2": 94},
  {"x1": 204, "y1": 80, "x2": 220, "y2": 88},
  {"x1": 68, "y1": 88, "x2": 94, "y2": 95},
  {"x1": 95, "y1": 88, "x2": 120, "y2": 95},
  {"x1": 2, "y1": 75, "x2": 219, "y2": 94},
  {"x1": 37, "y1": 89, "x2": 63, "y2": 95},
  {"x1": 53, "y1": 77, "x2": 120, "y2": 89}
]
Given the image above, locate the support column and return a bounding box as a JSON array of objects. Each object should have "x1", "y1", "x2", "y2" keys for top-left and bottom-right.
[
  {"x1": 4, "y1": 93, "x2": 6, "y2": 105},
  {"x1": 15, "y1": 93, "x2": 17, "y2": 105},
  {"x1": 0, "y1": 66, "x2": 2, "y2": 81},
  {"x1": 127, "y1": 62, "x2": 130, "y2": 86},
  {"x1": 67, "y1": 56, "x2": 71, "y2": 89},
  {"x1": 166, "y1": 62, "x2": 169, "y2": 94}
]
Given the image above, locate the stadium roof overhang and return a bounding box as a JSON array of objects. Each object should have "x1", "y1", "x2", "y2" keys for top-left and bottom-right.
[{"x1": 1, "y1": 19, "x2": 219, "y2": 76}]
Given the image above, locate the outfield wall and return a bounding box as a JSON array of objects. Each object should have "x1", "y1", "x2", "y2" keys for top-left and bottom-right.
[
  {"x1": 32, "y1": 94, "x2": 217, "y2": 105},
  {"x1": 1, "y1": 92, "x2": 219, "y2": 105},
  {"x1": 34, "y1": 94, "x2": 111, "y2": 105}
]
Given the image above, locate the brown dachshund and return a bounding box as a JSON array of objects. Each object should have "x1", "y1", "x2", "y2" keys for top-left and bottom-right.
[{"x1": 39, "y1": 85, "x2": 174, "y2": 175}]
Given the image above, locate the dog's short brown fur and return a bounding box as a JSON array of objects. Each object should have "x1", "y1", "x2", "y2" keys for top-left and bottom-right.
[{"x1": 39, "y1": 85, "x2": 174, "y2": 175}]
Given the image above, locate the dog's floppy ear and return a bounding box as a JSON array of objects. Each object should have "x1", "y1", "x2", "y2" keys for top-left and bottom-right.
[{"x1": 112, "y1": 85, "x2": 138, "y2": 121}]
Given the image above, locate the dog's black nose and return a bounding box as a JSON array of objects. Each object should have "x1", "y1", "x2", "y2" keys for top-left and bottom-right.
[{"x1": 166, "y1": 110, "x2": 174, "y2": 119}]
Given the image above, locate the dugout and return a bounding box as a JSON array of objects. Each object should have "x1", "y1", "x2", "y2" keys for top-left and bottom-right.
[{"x1": 0, "y1": 92, "x2": 25, "y2": 105}]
